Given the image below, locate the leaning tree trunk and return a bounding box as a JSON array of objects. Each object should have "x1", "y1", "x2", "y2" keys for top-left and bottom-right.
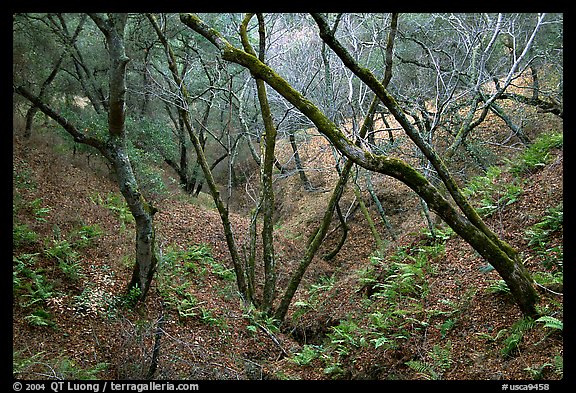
[{"x1": 309, "y1": 13, "x2": 539, "y2": 317}]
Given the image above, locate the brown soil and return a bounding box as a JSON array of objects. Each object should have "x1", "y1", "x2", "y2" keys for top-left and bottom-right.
[{"x1": 12, "y1": 116, "x2": 564, "y2": 384}]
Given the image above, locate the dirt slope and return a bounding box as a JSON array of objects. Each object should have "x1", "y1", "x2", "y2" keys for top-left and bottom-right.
[{"x1": 12, "y1": 122, "x2": 563, "y2": 382}]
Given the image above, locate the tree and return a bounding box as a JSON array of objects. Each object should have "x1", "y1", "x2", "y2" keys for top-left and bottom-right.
[
  {"x1": 181, "y1": 12, "x2": 540, "y2": 318},
  {"x1": 161, "y1": 12, "x2": 401, "y2": 322},
  {"x1": 145, "y1": 13, "x2": 249, "y2": 304},
  {"x1": 14, "y1": 13, "x2": 159, "y2": 301}
]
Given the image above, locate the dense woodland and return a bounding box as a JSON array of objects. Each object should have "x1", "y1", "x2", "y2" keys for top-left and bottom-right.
[{"x1": 13, "y1": 13, "x2": 564, "y2": 382}]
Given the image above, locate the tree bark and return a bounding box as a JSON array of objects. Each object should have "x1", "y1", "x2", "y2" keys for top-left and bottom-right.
[
  {"x1": 240, "y1": 13, "x2": 277, "y2": 313},
  {"x1": 289, "y1": 131, "x2": 313, "y2": 191},
  {"x1": 89, "y1": 14, "x2": 159, "y2": 300},
  {"x1": 105, "y1": 137, "x2": 158, "y2": 299}
]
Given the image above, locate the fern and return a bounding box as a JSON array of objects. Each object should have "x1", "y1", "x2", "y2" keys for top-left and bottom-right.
[
  {"x1": 405, "y1": 360, "x2": 439, "y2": 380},
  {"x1": 430, "y1": 341, "x2": 453, "y2": 372},
  {"x1": 535, "y1": 316, "x2": 563, "y2": 331},
  {"x1": 501, "y1": 317, "x2": 535, "y2": 358}
]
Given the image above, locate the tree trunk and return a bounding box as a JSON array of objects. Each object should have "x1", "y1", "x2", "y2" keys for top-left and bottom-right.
[
  {"x1": 241, "y1": 13, "x2": 277, "y2": 314},
  {"x1": 322, "y1": 203, "x2": 349, "y2": 260},
  {"x1": 90, "y1": 13, "x2": 158, "y2": 301},
  {"x1": 274, "y1": 156, "x2": 354, "y2": 321},
  {"x1": 147, "y1": 13, "x2": 249, "y2": 303},
  {"x1": 107, "y1": 140, "x2": 159, "y2": 299},
  {"x1": 289, "y1": 131, "x2": 313, "y2": 191},
  {"x1": 353, "y1": 179, "x2": 383, "y2": 250},
  {"x1": 365, "y1": 171, "x2": 396, "y2": 241}
]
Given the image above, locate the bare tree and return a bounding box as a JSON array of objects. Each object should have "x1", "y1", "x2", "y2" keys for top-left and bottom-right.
[{"x1": 181, "y1": 12, "x2": 540, "y2": 318}]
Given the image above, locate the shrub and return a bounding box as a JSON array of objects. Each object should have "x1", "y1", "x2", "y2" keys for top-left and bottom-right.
[
  {"x1": 13, "y1": 224, "x2": 38, "y2": 248},
  {"x1": 510, "y1": 131, "x2": 563, "y2": 176}
]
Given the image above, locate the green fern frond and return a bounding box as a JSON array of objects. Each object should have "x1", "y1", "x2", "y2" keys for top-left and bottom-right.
[
  {"x1": 535, "y1": 316, "x2": 563, "y2": 331},
  {"x1": 405, "y1": 360, "x2": 439, "y2": 380}
]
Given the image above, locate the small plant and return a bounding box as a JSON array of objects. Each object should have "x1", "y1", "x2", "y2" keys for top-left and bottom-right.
[
  {"x1": 405, "y1": 341, "x2": 454, "y2": 380},
  {"x1": 500, "y1": 317, "x2": 535, "y2": 358},
  {"x1": 327, "y1": 319, "x2": 366, "y2": 356},
  {"x1": 463, "y1": 166, "x2": 523, "y2": 217},
  {"x1": 13, "y1": 166, "x2": 36, "y2": 191},
  {"x1": 121, "y1": 286, "x2": 143, "y2": 309},
  {"x1": 535, "y1": 316, "x2": 563, "y2": 331},
  {"x1": 199, "y1": 307, "x2": 227, "y2": 329},
  {"x1": 13, "y1": 253, "x2": 38, "y2": 292},
  {"x1": 510, "y1": 131, "x2": 563, "y2": 176},
  {"x1": 523, "y1": 357, "x2": 562, "y2": 381},
  {"x1": 209, "y1": 261, "x2": 235, "y2": 281},
  {"x1": 552, "y1": 355, "x2": 563, "y2": 378},
  {"x1": 91, "y1": 192, "x2": 134, "y2": 230},
  {"x1": 405, "y1": 359, "x2": 439, "y2": 380},
  {"x1": 174, "y1": 293, "x2": 201, "y2": 320},
  {"x1": 24, "y1": 308, "x2": 54, "y2": 328},
  {"x1": 73, "y1": 283, "x2": 117, "y2": 317},
  {"x1": 439, "y1": 318, "x2": 457, "y2": 339},
  {"x1": 525, "y1": 204, "x2": 563, "y2": 271},
  {"x1": 293, "y1": 274, "x2": 337, "y2": 322},
  {"x1": 53, "y1": 357, "x2": 109, "y2": 380},
  {"x1": 372, "y1": 261, "x2": 426, "y2": 301},
  {"x1": 421, "y1": 225, "x2": 455, "y2": 243},
  {"x1": 323, "y1": 360, "x2": 345, "y2": 378},
  {"x1": 44, "y1": 238, "x2": 83, "y2": 281},
  {"x1": 244, "y1": 306, "x2": 280, "y2": 335},
  {"x1": 44, "y1": 238, "x2": 78, "y2": 262},
  {"x1": 59, "y1": 259, "x2": 83, "y2": 281},
  {"x1": 14, "y1": 254, "x2": 55, "y2": 308},
  {"x1": 291, "y1": 344, "x2": 321, "y2": 366},
  {"x1": 487, "y1": 279, "x2": 511, "y2": 295},
  {"x1": 430, "y1": 341, "x2": 453, "y2": 372},
  {"x1": 13, "y1": 350, "x2": 46, "y2": 377},
  {"x1": 71, "y1": 224, "x2": 103, "y2": 249},
  {"x1": 29, "y1": 198, "x2": 51, "y2": 222},
  {"x1": 13, "y1": 224, "x2": 38, "y2": 248}
]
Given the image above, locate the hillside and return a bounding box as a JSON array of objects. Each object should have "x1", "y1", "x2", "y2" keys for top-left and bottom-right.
[{"x1": 12, "y1": 117, "x2": 563, "y2": 383}]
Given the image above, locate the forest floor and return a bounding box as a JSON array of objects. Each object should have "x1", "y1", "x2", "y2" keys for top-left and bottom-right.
[{"x1": 12, "y1": 114, "x2": 564, "y2": 384}]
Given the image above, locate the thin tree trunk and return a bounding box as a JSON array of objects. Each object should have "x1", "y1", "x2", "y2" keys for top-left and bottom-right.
[
  {"x1": 55, "y1": 14, "x2": 104, "y2": 114},
  {"x1": 241, "y1": 13, "x2": 277, "y2": 313},
  {"x1": 353, "y1": 178, "x2": 383, "y2": 250},
  {"x1": 24, "y1": 14, "x2": 85, "y2": 138},
  {"x1": 274, "y1": 156, "x2": 354, "y2": 321},
  {"x1": 289, "y1": 131, "x2": 313, "y2": 191},
  {"x1": 147, "y1": 13, "x2": 249, "y2": 303},
  {"x1": 322, "y1": 203, "x2": 348, "y2": 260},
  {"x1": 365, "y1": 171, "x2": 396, "y2": 241}
]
